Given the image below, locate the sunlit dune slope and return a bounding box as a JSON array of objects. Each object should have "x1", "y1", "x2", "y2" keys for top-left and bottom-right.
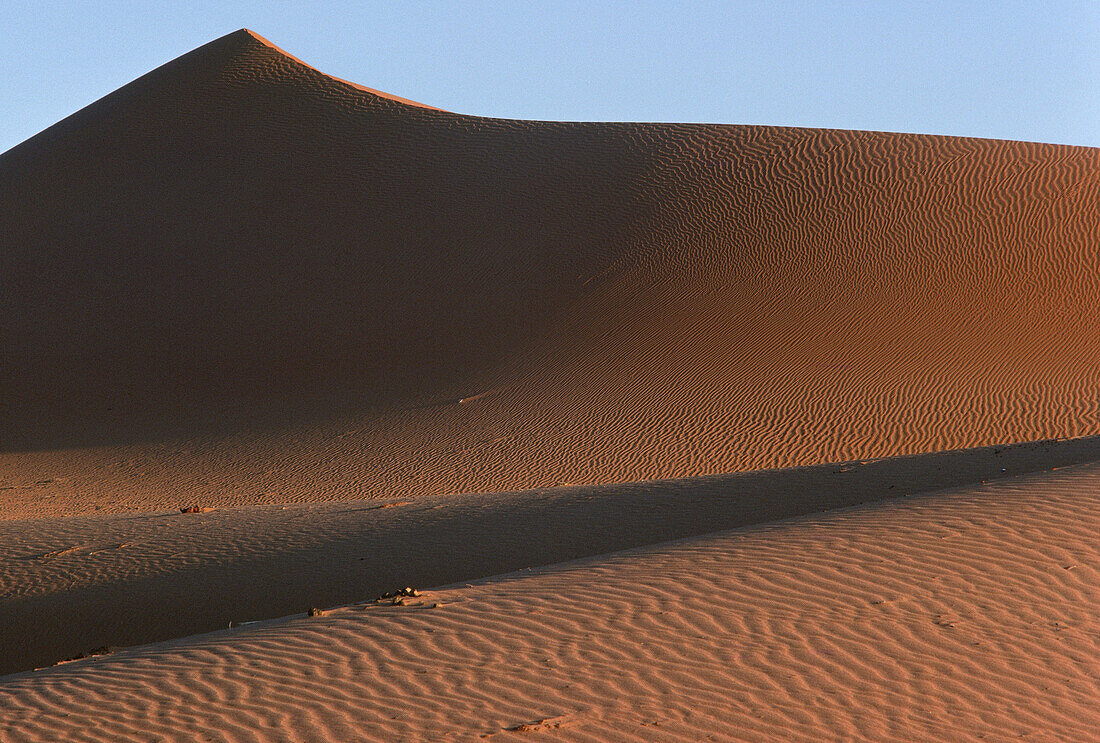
[{"x1": 2, "y1": 29, "x2": 1099, "y2": 515}]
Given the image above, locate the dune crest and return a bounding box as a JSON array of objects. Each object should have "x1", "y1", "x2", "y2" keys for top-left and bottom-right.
[
  {"x1": 237, "y1": 29, "x2": 443, "y2": 110},
  {"x1": 1, "y1": 30, "x2": 1099, "y2": 517}
]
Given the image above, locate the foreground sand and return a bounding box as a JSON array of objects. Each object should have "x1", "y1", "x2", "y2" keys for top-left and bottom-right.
[
  {"x1": 3, "y1": 30, "x2": 1100, "y2": 517},
  {"x1": 3, "y1": 461, "x2": 1097, "y2": 742}
]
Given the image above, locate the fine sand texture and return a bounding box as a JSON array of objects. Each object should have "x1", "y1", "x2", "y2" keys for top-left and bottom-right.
[
  {"x1": 3, "y1": 29, "x2": 1100, "y2": 517},
  {"x1": 3, "y1": 461, "x2": 1098, "y2": 742}
]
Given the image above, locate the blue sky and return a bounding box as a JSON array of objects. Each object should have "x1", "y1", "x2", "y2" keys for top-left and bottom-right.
[{"x1": 2, "y1": 1, "x2": 1098, "y2": 154}]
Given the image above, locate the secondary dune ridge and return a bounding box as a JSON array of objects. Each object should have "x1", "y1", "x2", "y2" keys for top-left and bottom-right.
[
  {"x1": 2, "y1": 29, "x2": 1100, "y2": 517},
  {"x1": 3, "y1": 462, "x2": 1097, "y2": 742},
  {"x1": 2, "y1": 435, "x2": 1095, "y2": 676}
]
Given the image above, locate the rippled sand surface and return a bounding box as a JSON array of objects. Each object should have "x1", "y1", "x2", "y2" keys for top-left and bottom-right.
[
  {"x1": 2, "y1": 30, "x2": 1098, "y2": 517},
  {"x1": 4, "y1": 463, "x2": 1097, "y2": 742},
  {"x1": 2, "y1": 28, "x2": 1098, "y2": 742}
]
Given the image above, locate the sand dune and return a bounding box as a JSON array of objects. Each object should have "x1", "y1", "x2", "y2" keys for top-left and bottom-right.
[
  {"x1": 2, "y1": 29, "x2": 1099, "y2": 517},
  {"x1": 3, "y1": 461, "x2": 1097, "y2": 742},
  {"x1": 2, "y1": 28, "x2": 1099, "y2": 741}
]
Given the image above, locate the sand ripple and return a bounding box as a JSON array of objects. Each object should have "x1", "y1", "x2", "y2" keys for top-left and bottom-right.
[{"x1": 3, "y1": 464, "x2": 1098, "y2": 741}]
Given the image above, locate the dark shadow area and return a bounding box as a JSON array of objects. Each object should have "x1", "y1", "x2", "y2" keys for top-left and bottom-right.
[{"x1": 0, "y1": 31, "x2": 658, "y2": 454}]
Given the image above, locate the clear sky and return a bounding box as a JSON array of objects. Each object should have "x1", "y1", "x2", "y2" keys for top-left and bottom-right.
[{"x1": 2, "y1": 1, "x2": 1098, "y2": 154}]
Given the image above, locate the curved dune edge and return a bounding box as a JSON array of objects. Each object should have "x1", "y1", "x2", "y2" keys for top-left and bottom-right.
[
  {"x1": 1, "y1": 435, "x2": 1098, "y2": 676},
  {"x1": 238, "y1": 28, "x2": 444, "y2": 110},
  {"x1": 2, "y1": 30, "x2": 1100, "y2": 519},
  {"x1": 3, "y1": 462, "x2": 1098, "y2": 741}
]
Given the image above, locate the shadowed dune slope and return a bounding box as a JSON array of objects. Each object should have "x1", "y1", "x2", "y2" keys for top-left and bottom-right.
[
  {"x1": 2, "y1": 29, "x2": 1100, "y2": 516},
  {"x1": 3, "y1": 463, "x2": 1098, "y2": 742}
]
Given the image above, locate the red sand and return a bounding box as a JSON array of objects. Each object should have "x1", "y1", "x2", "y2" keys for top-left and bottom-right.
[{"x1": 1, "y1": 28, "x2": 1099, "y2": 742}]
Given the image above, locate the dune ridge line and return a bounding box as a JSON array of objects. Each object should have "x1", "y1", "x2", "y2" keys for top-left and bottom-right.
[{"x1": 1, "y1": 434, "x2": 1097, "y2": 676}]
